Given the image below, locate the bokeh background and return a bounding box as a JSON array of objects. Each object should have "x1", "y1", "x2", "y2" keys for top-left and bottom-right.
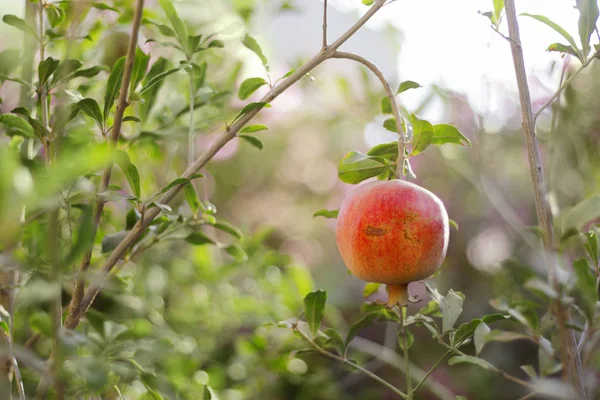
[{"x1": 1, "y1": 0, "x2": 599, "y2": 399}]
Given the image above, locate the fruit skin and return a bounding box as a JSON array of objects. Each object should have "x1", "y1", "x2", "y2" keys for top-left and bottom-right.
[{"x1": 336, "y1": 180, "x2": 449, "y2": 287}]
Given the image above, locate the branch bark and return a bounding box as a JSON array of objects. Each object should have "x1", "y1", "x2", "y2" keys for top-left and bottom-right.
[
  {"x1": 62, "y1": 0, "x2": 387, "y2": 331},
  {"x1": 503, "y1": 1, "x2": 586, "y2": 397}
]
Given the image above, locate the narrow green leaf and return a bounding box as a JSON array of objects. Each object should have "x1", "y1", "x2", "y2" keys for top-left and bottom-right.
[
  {"x1": 410, "y1": 114, "x2": 435, "y2": 156},
  {"x1": 213, "y1": 221, "x2": 243, "y2": 239},
  {"x1": 240, "y1": 124, "x2": 268, "y2": 133},
  {"x1": 242, "y1": 34, "x2": 269, "y2": 70},
  {"x1": 234, "y1": 102, "x2": 271, "y2": 122},
  {"x1": 239, "y1": 135, "x2": 263, "y2": 150},
  {"x1": 345, "y1": 312, "x2": 380, "y2": 350},
  {"x1": 448, "y1": 355, "x2": 494, "y2": 371},
  {"x1": 396, "y1": 80, "x2": 421, "y2": 94},
  {"x1": 130, "y1": 48, "x2": 151, "y2": 94},
  {"x1": 158, "y1": 174, "x2": 204, "y2": 195},
  {"x1": 2, "y1": 15, "x2": 38, "y2": 39},
  {"x1": 313, "y1": 209, "x2": 339, "y2": 219},
  {"x1": 103, "y1": 56, "x2": 126, "y2": 122},
  {"x1": 140, "y1": 58, "x2": 171, "y2": 119},
  {"x1": 383, "y1": 118, "x2": 398, "y2": 133},
  {"x1": 303, "y1": 290, "x2": 327, "y2": 337},
  {"x1": 101, "y1": 231, "x2": 129, "y2": 253},
  {"x1": 585, "y1": 231, "x2": 598, "y2": 265},
  {"x1": 238, "y1": 77, "x2": 267, "y2": 100},
  {"x1": 115, "y1": 150, "x2": 141, "y2": 198},
  {"x1": 73, "y1": 65, "x2": 108, "y2": 79},
  {"x1": 576, "y1": 0, "x2": 599, "y2": 57},
  {"x1": 449, "y1": 219, "x2": 459, "y2": 230},
  {"x1": 158, "y1": 0, "x2": 188, "y2": 52},
  {"x1": 573, "y1": 258, "x2": 597, "y2": 320},
  {"x1": 521, "y1": 14, "x2": 581, "y2": 56},
  {"x1": 46, "y1": 5, "x2": 65, "y2": 28},
  {"x1": 0, "y1": 114, "x2": 35, "y2": 138},
  {"x1": 563, "y1": 195, "x2": 600, "y2": 232},
  {"x1": 183, "y1": 182, "x2": 203, "y2": 216},
  {"x1": 77, "y1": 98, "x2": 104, "y2": 131},
  {"x1": 224, "y1": 243, "x2": 248, "y2": 262},
  {"x1": 38, "y1": 57, "x2": 60, "y2": 87},
  {"x1": 91, "y1": 2, "x2": 120, "y2": 13},
  {"x1": 363, "y1": 282, "x2": 381, "y2": 298},
  {"x1": 185, "y1": 232, "x2": 215, "y2": 245},
  {"x1": 397, "y1": 330, "x2": 414, "y2": 352},
  {"x1": 432, "y1": 124, "x2": 471, "y2": 146},
  {"x1": 547, "y1": 43, "x2": 583, "y2": 61},
  {"x1": 63, "y1": 206, "x2": 95, "y2": 266},
  {"x1": 323, "y1": 328, "x2": 344, "y2": 355},
  {"x1": 123, "y1": 116, "x2": 141, "y2": 123},
  {"x1": 51, "y1": 59, "x2": 83, "y2": 85},
  {"x1": 338, "y1": 151, "x2": 387, "y2": 184},
  {"x1": 362, "y1": 0, "x2": 375, "y2": 5}
]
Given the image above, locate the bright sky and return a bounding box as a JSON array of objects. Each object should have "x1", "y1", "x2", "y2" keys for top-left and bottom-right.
[{"x1": 334, "y1": 0, "x2": 587, "y2": 120}]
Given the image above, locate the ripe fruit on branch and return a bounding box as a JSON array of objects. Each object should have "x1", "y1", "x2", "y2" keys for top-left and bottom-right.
[{"x1": 336, "y1": 180, "x2": 449, "y2": 307}]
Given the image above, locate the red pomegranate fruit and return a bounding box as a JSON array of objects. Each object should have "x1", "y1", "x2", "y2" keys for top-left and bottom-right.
[{"x1": 336, "y1": 180, "x2": 449, "y2": 307}]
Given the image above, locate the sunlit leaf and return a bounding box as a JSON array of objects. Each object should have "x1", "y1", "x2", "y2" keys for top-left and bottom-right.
[
  {"x1": 338, "y1": 151, "x2": 388, "y2": 184},
  {"x1": 242, "y1": 34, "x2": 269, "y2": 71},
  {"x1": 240, "y1": 124, "x2": 268, "y2": 133},
  {"x1": 103, "y1": 56, "x2": 126, "y2": 122},
  {"x1": 0, "y1": 114, "x2": 35, "y2": 138},
  {"x1": 313, "y1": 209, "x2": 339, "y2": 219},
  {"x1": 410, "y1": 114, "x2": 435, "y2": 156},
  {"x1": 115, "y1": 150, "x2": 141, "y2": 198},
  {"x1": 77, "y1": 98, "x2": 104, "y2": 131},
  {"x1": 303, "y1": 290, "x2": 327, "y2": 337},
  {"x1": 2, "y1": 15, "x2": 38, "y2": 40},
  {"x1": 432, "y1": 124, "x2": 471, "y2": 146},
  {"x1": 186, "y1": 232, "x2": 215, "y2": 245},
  {"x1": 396, "y1": 80, "x2": 421, "y2": 94},
  {"x1": 521, "y1": 14, "x2": 581, "y2": 58},
  {"x1": 576, "y1": 0, "x2": 599, "y2": 57},
  {"x1": 238, "y1": 77, "x2": 267, "y2": 100},
  {"x1": 442, "y1": 289, "x2": 463, "y2": 334}
]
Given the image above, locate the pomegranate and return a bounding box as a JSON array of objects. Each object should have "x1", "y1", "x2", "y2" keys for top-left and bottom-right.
[{"x1": 336, "y1": 180, "x2": 449, "y2": 307}]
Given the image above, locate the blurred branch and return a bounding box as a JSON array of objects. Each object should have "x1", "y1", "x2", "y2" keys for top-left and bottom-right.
[
  {"x1": 293, "y1": 324, "x2": 407, "y2": 398},
  {"x1": 63, "y1": 0, "x2": 389, "y2": 331},
  {"x1": 330, "y1": 51, "x2": 406, "y2": 177},
  {"x1": 533, "y1": 48, "x2": 600, "y2": 122},
  {"x1": 412, "y1": 350, "x2": 452, "y2": 395},
  {"x1": 504, "y1": 0, "x2": 585, "y2": 397}
]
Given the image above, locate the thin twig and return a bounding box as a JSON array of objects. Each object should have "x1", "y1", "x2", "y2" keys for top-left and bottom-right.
[
  {"x1": 504, "y1": 1, "x2": 586, "y2": 397},
  {"x1": 293, "y1": 325, "x2": 407, "y2": 399},
  {"x1": 188, "y1": 66, "x2": 195, "y2": 166},
  {"x1": 533, "y1": 48, "x2": 600, "y2": 122},
  {"x1": 63, "y1": 0, "x2": 388, "y2": 331},
  {"x1": 330, "y1": 51, "x2": 406, "y2": 177},
  {"x1": 322, "y1": 0, "x2": 328, "y2": 49},
  {"x1": 65, "y1": 0, "x2": 146, "y2": 331},
  {"x1": 412, "y1": 350, "x2": 452, "y2": 395},
  {"x1": 401, "y1": 308, "x2": 412, "y2": 399}
]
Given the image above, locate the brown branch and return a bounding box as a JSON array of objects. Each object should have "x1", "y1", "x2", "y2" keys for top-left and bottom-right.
[
  {"x1": 62, "y1": 0, "x2": 388, "y2": 331},
  {"x1": 330, "y1": 51, "x2": 406, "y2": 177},
  {"x1": 66, "y1": 0, "x2": 145, "y2": 331},
  {"x1": 504, "y1": 1, "x2": 586, "y2": 398},
  {"x1": 322, "y1": 0, "x2": 328, "y2": 49}
]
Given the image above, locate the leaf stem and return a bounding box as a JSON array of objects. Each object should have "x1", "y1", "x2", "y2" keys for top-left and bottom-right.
[
  {"x1": 401, "y1": 308, "x2": 412, "y2": 399},
  {"x1": 293, "y1": 324, "x2": 407, "y2": 399}
]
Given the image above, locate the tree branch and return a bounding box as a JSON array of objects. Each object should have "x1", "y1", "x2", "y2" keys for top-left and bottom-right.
[
  {"x1": 66, "y1": 0, "x2": 145, "y2": 331},
  {"x1": 62, "y1": 0, "x2": 388, "y2": 331},
  {"x1": 503, "y1": 1, "x2": 586, "y2": 397},
  {"x1": 330, "y1": 51, "x2": 406, "y2": 177},
  {"x1": 322, "y1": 0, "x2": 328, "y2": 49}
]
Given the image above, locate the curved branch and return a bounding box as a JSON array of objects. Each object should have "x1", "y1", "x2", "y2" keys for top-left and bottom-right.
[
  {"x1": 331, "y1": 51, "x2": 406, "y2": 177},
  {"x1": 63, "y1": 0, "x2": 389, "y2": 331}
]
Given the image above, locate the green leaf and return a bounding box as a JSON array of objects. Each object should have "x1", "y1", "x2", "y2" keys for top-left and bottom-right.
[
  {"x1": 242, "y1": 34, "x2": 269, "y2": 71},
  {"x1": 396, "y1": 80, "x2": 421, "y2": 94},
  {"x1": 51, "y1": 59, "x2": 83, "y2": 85},
  {"x1": 130, "y1": 48, "x2": 150, "y2": 94},
  {"x1": 158, "y1": 0, "x2": 189, "y2": 52},
  {"x1": 442, "y1": 289, "x2": 463, "y2": 334},
  {"x1": 38, "y1": 57, "x2": 60, "y2": 87},
  {"x1": 492, "y1": 0, "x2": 505, "y2": 26},
  {"x1": 183, "y1": 182, "x2": 202, "y2": 216},
  {"x1": 77, "y1": 98, "x2": 104, "y2": 131},
  {"x1": 448, "y1": 355, "x2": 494, "y2": 371},
  {"x1": 63, "y1": 206, "x2": 95, "y2": 267},
  {"x1": 139, "y1": 67, "x2": 180, "y2": 95},
  {"x1": 380, "y1": 97, "x2": 392, "y2": 114},
  {"x1": 29, "y1": 312, "x2": 52, "y2": 336},
  {"x1": 367, "y1": 142, "x2": 398, "y2": 160},
  {"x1": 101, "y1": 231, "x2": 129, "y2": 253},
  {"x1": 2, "y1": 15, "x2": 38, "y2": 40},
  {"x1": 362, "y1": 0, "x2": 375, "y2": 5},
  {"x1": 0, "y1": 49, "x2": 20, "y2": 76},
  {"x1": 140, "y1": 58, "x2": 170, "y2": 120},
  {"x1": 157, "y1": 174, "x2": 203, "y2": 196},
  {"x1": 186, "y1": 232, "x2": 216, "y2": 245},
  {"x1": 103, "y1": 56, "x2": 126, "y2": 122},
  {"x1": 239, "y1": 135, "x2": 263, "y2": 150},
  {"x1": 449, "y1": 219, "x2": 459, "y2": 230},
  {"x1": 417, "y1": 299, "x2": 442, "y2": 317},
  {"x1": 240, "y1": 124, "x2": 268, "y2": 133},
  {"x1": 573, "y1": 258, "x2": 597, "y2": 320},
  {"x1": 382, "y1": 117, "x2": 402, "y2": 133},
  {"x1": 547, "y1": 43, "x2": 582, "y2": 61},
  {"x1": 143, "y1": 18, "x2": 176, "y2": 36},
  {"x1": 224, "y1": 243, "x2": 248, "y2": 262},
  {"x1": 0, "y1": 114, "x2": 35, "y2": 138},
  {"x1": 123, "y1": 116, "x2": 141, "y2": 123},
  {"x1": 238, "y1": 77, "x2": 268, "y2": 100},
  {"x1": 91, "y1": 2, "x2": 120, "y2": 12},
  {"x1": 46, "y1": 5, "x2": 66, "y2": 28},
  {"x1": 484, "y1": 330, "x2": 532, "y2": 344},
  {"x1": 432, "y1": 124, "x2": 471, "y2": 146},
  {"x1": 323, "y1": 328, "x2": 344, "y2": 355},
  {"x1": 562, "y1": 195, "x2": 600, "y2": 232},
  {"x1": 521, "y1": 14, "x2": 581, "y2": 57},
  {"x1": 576, "y1": 0, "x2": 599, "y2": 57},
  {"x1": 313, "y1": 209, "x2": 339, "y2": 219},
  {"x1": 585, "y1": 231, "x2": 598, "y2": 265},
  {"x1": 234, "y1": 102, "x2": 271, "y2": 122},
  {"x1": 303, "y1": 290, "x2": 327, "y2": 337},
  {"x1": 208, "y1": 40, "x2": 224, "y2": 49},
  {"x1": 397, "y1": 330, "x2": 414, "y2": 353},
  {"x1": 73, "y1": 65, "x2": 108, "y2": 79},
  {"x1": 115, "y1": 150, "x2": 141, "y2": 198},
  {"x1": 338, "y1": 151, "x2": 388, "y2": 184},
  {"x1": 213, "y1": 221, "x2": 243, "y2": 239},
  {"x1": 410, "y1": 114, "x2": 435, "y2": 156},
  {"x1": 363, "y1": 283, "x2": 381, "y2": 298},
  {"x1": 524, "y1": 278, "x2": 558, "y2": 299},
  {"x1": 345, "y1": 312, "x2": 380, "y2": 350}
]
